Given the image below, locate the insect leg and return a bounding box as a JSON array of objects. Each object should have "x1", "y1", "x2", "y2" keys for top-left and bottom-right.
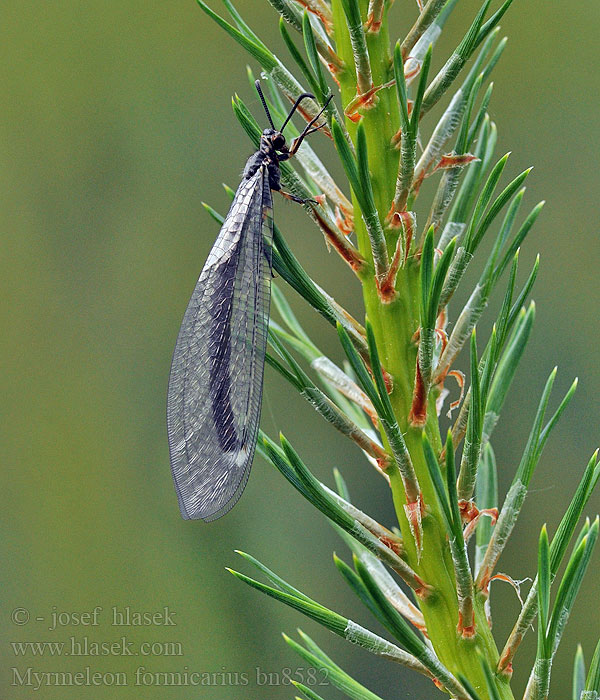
[
  {"x1": 267, "y1": 161, "x2": 317, "y2": 205},
  {"x1": 278, "y1": 190, "x2": 317, "y2": 205},
  {"x1": 288, "y1": 95, "x2": 334, "y2": 156}
]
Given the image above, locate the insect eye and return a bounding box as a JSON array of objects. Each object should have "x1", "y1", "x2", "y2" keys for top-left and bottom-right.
[{"x1": 273, "y1": 134, "x2": 286, "y2": 149}]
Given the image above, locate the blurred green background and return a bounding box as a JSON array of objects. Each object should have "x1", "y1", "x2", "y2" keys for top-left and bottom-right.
[{"x1": 2, "y1": 1, "x2": 599, "y2": 698}]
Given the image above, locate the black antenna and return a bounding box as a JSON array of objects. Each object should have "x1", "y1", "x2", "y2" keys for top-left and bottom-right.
[
  {"x1": 254, "y1": 80, "x2": 275, "y2": 130},
  {"x1": 280, "y1": 91, "x2": 315, "y2": 132}
]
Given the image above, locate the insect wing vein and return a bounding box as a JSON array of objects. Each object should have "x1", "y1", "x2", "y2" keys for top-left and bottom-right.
[{"x1": 167, "y1": 168, "x2": 274, "y2": 520}]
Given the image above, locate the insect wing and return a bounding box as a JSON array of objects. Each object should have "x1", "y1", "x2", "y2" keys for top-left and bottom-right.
[{"x1": 167, "y1": 168, "x2": 273, "y2": 520}]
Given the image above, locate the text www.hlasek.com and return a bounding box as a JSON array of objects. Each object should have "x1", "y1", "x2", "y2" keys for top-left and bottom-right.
[{"x1": 11, "y1": 637, "x2": 183, "y2": 657}]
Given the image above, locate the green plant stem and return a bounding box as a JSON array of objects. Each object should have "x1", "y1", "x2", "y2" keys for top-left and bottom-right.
[{"x1": 332, "y1": 3, "x2": 514, "y2": 698}]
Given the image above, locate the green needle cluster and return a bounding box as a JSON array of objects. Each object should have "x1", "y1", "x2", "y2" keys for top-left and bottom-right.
[{"x1": 195, "y1": 1, "x2": 600, "y2": 698}]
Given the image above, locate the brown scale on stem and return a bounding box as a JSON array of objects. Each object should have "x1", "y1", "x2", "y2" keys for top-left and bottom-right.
[
  {"x1": 409, "y1": 359, "x2": 427, "y2": 426},
  {"x1": 477, "y1": 566, "x2": 493, "y2": 596},
  {"x1": 458, "y1": 499, "x2": 479, "y2": 524},
  {"x1": 463, "y1": 506, "x2": 498, "y2": 542},
  {"x1": 410, "y1": 169, "x2": 426, "y2": 199},
  {"x1": 409, "y1": 303, "x2": 449, "y2": 425},
  {"x1": 411, "y1": 577, "x2": 433, "y2": 600},
  {"x1": 432, "y1": 153, "x2": 479, "y2": 174},
  {"x1": 344, "y1": 80, "x2": 396, "y2": 120},
  {"x1": 328, "y1": 63, "x2": 342, "y2": 84},
  {"x1": 379, "y1": 211, "x2": 415, "y2": 301},
  {"x1": 404, "y1": 493, "x2": 426, "y2": 556},
  {"x1": 311, "y1": 205, "x2": 365, "y2": 271},
  {"x1": 376, "y1": 454, "x2": 394, "y2": 472},
  {"x1": 447, "y1": 369, "x2": 465, "y2": 413},
  {"x1": 334, "y1": 205, "x2": 354, "y2": 237},
  {"x1": 498, "y1": 662, "x2": 514, "y2": 680},
  {"x1": 391, "y1": 128, "x2": 402, "y2": 149},
  {"x1": 295, "y1": 0, "x2": 334, "y2": 34},
  {"x1": 435, "y1": 326, "x2": 448, "y2": 356},
  {"x1": 365, "y1": 0, "x2": 385, "y2": 33},
  {"x1": 379, "y1": 533, "x2": 403, "y2": 557},
  {"x1": 458, "y1": 610, "x2": 476, "y2": 638}
]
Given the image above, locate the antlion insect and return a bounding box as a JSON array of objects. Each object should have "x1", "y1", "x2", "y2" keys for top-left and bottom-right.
[{"x1": 167, "y1": 81, "x2": 332, "y2": 521}]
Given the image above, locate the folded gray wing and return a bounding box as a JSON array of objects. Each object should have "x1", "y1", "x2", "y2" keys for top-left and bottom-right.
[{"x1": 167, "y1": 168, "x2": 273, "y2": 520}]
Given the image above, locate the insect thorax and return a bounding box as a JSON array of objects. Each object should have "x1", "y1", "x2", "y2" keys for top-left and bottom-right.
[
  {"x1": 242, "y1": 150, "x2": 269, "y2": 180},
  {"x1": 242, "y1": 150, "x2": 281, "y2": 191}
]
